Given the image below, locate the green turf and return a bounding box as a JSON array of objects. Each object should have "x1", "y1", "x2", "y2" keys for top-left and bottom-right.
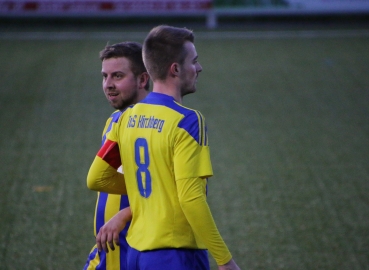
[{"x1": 0, "y1": 27, "x2": 368, "y2": 270}]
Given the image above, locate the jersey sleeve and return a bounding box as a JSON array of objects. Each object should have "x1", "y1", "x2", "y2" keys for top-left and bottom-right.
[
  {"x1": 174, "y1": 111, "x2": 231, "y2": 264},
  {"x1": 87, "y1": 155, "x2": 126, "y2": 194},
  {"x1": 87, "y1": 132, "x2": 126, "y2": 194},
  {"x1": 101, "y1": 110, "x2": 122, "y2": 143},
  {"x1": 174, "y1": 111, "x2": 213, "y2": 180},
  {"x1": 176, "y1": 177, "x2": 232, "y2": 265}
]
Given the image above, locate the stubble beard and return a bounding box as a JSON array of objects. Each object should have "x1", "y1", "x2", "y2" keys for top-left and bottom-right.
[
  {"x1": 111, "y1": 92, "x2": 138, "y2": 111},
  {"x1": 181, "y1": 81, "x2": 197, "y2": 97}
]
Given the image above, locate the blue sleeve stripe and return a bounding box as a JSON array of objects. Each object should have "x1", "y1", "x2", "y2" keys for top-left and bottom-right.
[
  {"x1": 204, "y1": 124, "x2": 208, "y2": 146},
  {"x1": 178, "y1": 111, "x2": 200, "y2": 144},
  {"x1": 194, "y1": 110, "x2": 208, "y2": 146},
  {"x1": 102, "y1": 111, "x2": 122, "y2": 145},
  {"x1": 95, "y1": 192, "x2": 108, "y2": 235},
  {"x1": 111, "y1": 110, "x2": 122, "y2": 123},
  {"x1": 119, "y1": 195, "x2": 131, "y2": 235},
  {"x1": 201, "y1": 111, "x2": 208, "y2": 146},
  {"x1": 195, "y1": 111, "x2": 203, "y2": 145}
]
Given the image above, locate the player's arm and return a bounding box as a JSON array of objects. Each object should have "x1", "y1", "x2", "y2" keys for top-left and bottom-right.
[
  {"x1": 175, "y1": 112, "x2": 240, "y2": 269},
  {"x1": 96, "y1": 206, "x2": 132, "y2": 253},
  {"x1": 87, "y1": 139, "x2": 127, "y2": 194},
  {"x1": 176, "y1": 177, "x2": 235, "y2": 266}
]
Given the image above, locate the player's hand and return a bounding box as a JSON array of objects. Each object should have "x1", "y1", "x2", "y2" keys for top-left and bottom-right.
[
  {"x1": 218, "y1": 258, "x2": 241, "y2": 270},
  {"x1": 96, "y1": 207, "x2": 132, "y2": 253}
]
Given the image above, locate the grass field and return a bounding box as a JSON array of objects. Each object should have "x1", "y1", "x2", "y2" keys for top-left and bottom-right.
[{"x1": 0, "y1": 21, "x2": 369, "y2": 269}]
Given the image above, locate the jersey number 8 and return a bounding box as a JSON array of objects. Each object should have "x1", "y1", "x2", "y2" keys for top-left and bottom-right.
[{"x1": 134, "y1": 138, "x2": 152, "y2": 198}]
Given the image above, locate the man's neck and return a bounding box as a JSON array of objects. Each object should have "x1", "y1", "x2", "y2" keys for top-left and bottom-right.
[{"x1": 152, "y1": 81, "x2": 182, "y2": 104}]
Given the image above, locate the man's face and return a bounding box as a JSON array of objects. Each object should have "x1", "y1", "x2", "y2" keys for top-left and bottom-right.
[
  {"x1": 101, "y1": 57, "x2": 139, "y2": 110},
  {"x1": 179, "y1": 41, "x2": 202, "y2": 96}
]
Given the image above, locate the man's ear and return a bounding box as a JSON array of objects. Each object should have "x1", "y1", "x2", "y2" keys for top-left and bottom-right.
[
  {"x1": 169, "y1": 63, "x2": 180, "y2": 77},
  {"x1": 138, "y1": 72, "x2": 150, "y2": 89}
]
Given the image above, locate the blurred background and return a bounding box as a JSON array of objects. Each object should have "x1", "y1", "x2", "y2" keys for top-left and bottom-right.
[{"x1": 1, "y1": 0, "x2": 369, "y2": 269}]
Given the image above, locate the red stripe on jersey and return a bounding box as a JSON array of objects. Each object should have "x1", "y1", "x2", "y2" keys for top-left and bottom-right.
[{"x1": 97, "y1": 140, "x2": 121, "y2": 169}]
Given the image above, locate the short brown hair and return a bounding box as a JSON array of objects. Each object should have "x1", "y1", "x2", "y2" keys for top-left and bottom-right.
[
  {"x1": 99, "y1": 41, "x2": 147, "y2": 78},
  {"x1": 143, "y1": 25, "x2": 194, "y2": 81}
]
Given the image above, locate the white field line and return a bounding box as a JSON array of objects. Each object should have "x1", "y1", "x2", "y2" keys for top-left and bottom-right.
[{"x1": 1, "y1": 29, "x2": 369, "y2": 40}]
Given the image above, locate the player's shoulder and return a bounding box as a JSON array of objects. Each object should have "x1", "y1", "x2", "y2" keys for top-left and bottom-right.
[
  {"x1": 159, "y1": 97, "x2": 205, "y2": 124},
  {"x1": 108, "y1": 106, "x2": 135, "y2": 122},
  {"x1": 107, "y1": 110, "x2": 123, "y2": 123},
  {"x1": 170, "y1": 102, "x2": 205, "y2": 124},
  {"x1": 104, "y1": 108, "x2": 130, "y2": 134},
  {"x1": 156, "y1": 99, "x2": 206, "y2": 136},
  {"x1": 176, "y1": 102, "x2": 202, "y2": 117},
  {"x1": 175, "y1": 104, "x2": 208, "y2": 146}
]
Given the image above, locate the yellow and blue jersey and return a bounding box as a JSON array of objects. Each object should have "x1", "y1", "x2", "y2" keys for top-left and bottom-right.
[
  {"x1": 94, "y1": 110, "x2": 129, "y2": 238},
  {"x1": 84, "y1": 110, "x2": 129, "y2": 270},
  {"x1": 107, "y1": 92, "x2": 213, "y2": 251}
]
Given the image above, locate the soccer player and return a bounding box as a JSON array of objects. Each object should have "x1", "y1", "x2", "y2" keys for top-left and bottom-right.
[
  {"x1": 83, "y1": 41, "x2": 149, "y2": 270},
  {"x1": 87, "y1": 25, "x2": 240, "y2": 270}
]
